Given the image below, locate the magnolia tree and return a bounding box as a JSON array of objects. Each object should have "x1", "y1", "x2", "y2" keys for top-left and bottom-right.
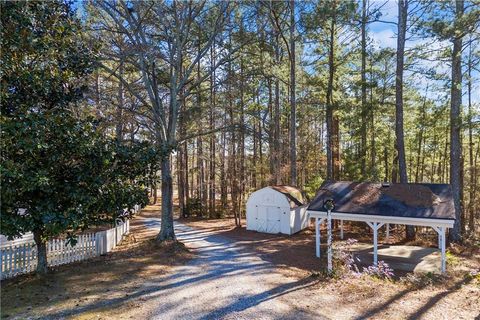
[
  {"x1": 0, "y1": 2, "x2": 152, "y2": 274},
  {"x1": 1, "y1": 114, "x2": 153, "y2": 273}
]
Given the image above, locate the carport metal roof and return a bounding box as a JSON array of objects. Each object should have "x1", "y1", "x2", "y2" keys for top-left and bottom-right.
[{"x1": 307, "y1": 182, "x2": 455, "y2": 273}]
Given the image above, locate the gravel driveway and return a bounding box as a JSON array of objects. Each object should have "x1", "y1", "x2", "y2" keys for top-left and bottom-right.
[{"x1": 133, "y1": 217, "x2": 327, "y2": 320}]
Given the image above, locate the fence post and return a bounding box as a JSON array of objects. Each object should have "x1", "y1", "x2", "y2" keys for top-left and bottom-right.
[
  {"x1": 95, "y1": 232, "x2": 101, "y2": 256},
  {"x1": 22, "y1": 244, "x2": 26, "y2": 270},
  {"x1": 27, "y1": 244, "x2": 30, "y2": 272},
  {"x1": 9, "y1": 245, "x2": 13, "y2": 274}
]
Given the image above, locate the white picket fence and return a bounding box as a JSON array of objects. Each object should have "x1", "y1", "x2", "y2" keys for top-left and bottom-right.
[{"x1": 1, "y1": 219, "x2": 131, "y2": 280}]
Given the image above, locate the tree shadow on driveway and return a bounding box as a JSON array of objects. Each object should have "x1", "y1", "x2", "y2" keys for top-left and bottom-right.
[{"x1": 198, "y1": 276, "x2": 323, "y2": 320}]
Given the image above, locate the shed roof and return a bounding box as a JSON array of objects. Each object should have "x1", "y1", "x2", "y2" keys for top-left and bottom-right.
[
  {"x1": 269, "y1": 185, "x2": 304, "y2": 208},
  {"x1": 308, "y1": 181, "x2": 455, "y2": 220}
]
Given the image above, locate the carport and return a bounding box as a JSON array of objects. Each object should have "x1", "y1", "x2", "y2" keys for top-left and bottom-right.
[{"x1": 307, "y1": 182, "x2": 455, "y2": 273}]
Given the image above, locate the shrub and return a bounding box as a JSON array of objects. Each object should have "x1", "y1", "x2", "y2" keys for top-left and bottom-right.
[
  {"x1": 335, "y1": 238, "x2": 395, "y2": 279},
  {"x1": 185, "y1": 197, "x2": 202, "y2": 217},
  {"x1": 363, "y1": 261, "x2": 395, "y2": 279}
]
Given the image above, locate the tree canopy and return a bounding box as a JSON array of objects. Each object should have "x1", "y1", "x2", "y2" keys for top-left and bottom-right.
[{"x1": 0, "y1": 1, "x2": 153, "y2": 274}]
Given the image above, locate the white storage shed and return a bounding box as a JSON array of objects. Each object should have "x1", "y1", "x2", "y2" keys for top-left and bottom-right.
[{"x1": 246, "y1": 186, "x2": 309, "y2": 235}]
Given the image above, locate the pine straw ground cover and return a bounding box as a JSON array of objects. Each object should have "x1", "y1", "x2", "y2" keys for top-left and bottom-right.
[
  {"x1": 180, "y1": 217, "x2": 480, "y2": 319},
  {"x1": 2, "y1": 209, "x2": 478, "y2": 320},
  {"x1": 0, "y1": 214, "x2": 193, "y2": 320}
]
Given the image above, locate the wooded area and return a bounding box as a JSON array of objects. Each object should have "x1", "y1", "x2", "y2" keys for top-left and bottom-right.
[
  {"x1": 2, "y1": 0, "x2": 479, "y2": 263},
  {"x1": 84, "y1": 0, "x2": 479, "y2": 242}
]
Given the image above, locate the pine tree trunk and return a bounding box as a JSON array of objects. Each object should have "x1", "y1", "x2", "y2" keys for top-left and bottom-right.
[
  {"x1": 326, "y1": 15, "x2": 336, "y2": 181},
  {"x1": 370, "y1": 55, "x2": 376, "y2": 177},
  {"x1": 198, "y1": 137, "x2": 206, "y2": 215},
  {"x1": 258, "y1": 102, "x2": 264, "y2": 186},
  {"x1": 196, "y1": 36, "x2": 206, "y2": 216},
  {"x1": 177, "y1": 149, "x2": 185, "y2": 216},
  {"x1": 184, "y1": 141, "x2": 189, "y2": 206},
  {"x1": 274, "y1": 35, "x2": 281, "y2": 185},
  {"x1": 395, "y1": 0, "x2": 414, "y2": 240},
  {"x1": 190, "y1": 141, "x2": 195, "y2": 199},
  {"x1": 253, "y1": 109, "x2": 258, "y2": 189},
  {"x1": 449, "y1": 0, "x2": 464, "y2": 242},
  {"x1": 239, "y1": 35, "x2": 245, "y2": 222},
  {"x1": 474, "y1": 137, "x2": 480, "y2": 232},
  {"x1": 209, "y1": 43, "x2": 216, "y2": 217},
  {"x1": 177, "y1": 92, "x2": 186, "y2": 216},
  {"x1": 268, "y1": 78, "x2": 275, "y2": 183},
  {"x1": 360, "y1": 0, "x2": 368, "y2": 178},
  {"x1": 289, "y1": 0, "x2": 297, "y2": 186},
  {"x1": 384, "y1": 146, "x2": 389, "y2": 182},
  {"x1": 395, "y1": 0, "x2": 408, "y2": 185},
  {"x1": 333, "y1": 116, "x2": 340, "y2": 180},
  {"x1": 220, "y1": 111, "x2": 227, "y2": 208},
  {"x1": 467, "y1": 39, "x2": 475, "y2": 234},
  {"x1": 227, "y1": 40, "x2": 240, "y2": 227}
]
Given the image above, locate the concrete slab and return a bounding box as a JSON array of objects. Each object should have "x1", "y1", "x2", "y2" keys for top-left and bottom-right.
[{"x1": 337, "y1": 243, "x2": 441, "y2": 274}]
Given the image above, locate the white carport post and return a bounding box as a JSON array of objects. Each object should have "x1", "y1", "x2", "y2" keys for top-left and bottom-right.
[
  {"x1": 315, "y1": 217, "x2": 325, "y2": 258},
  {"x1": 366, "y1": 222, "x2": 385, "y2": 266},
  {"x1": 340, "y1": 220, "x2": 344, "y2": 239},
  {"x1": 315, "y1": 217, "x2": 320, "y2": 257},
  {"x1": 327, "y1": 210, "x2": 333, "y2": 273},
  {"x1": 433, "y1": 226, "x2": 447, "y2": 273}
]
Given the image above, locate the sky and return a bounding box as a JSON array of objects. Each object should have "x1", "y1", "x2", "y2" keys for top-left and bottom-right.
[{"x1": 368, "y1": 0, "x2": 479, "y2": 106}]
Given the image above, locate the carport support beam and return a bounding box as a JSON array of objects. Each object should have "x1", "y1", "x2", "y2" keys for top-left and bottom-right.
[
  {"x1": 315, "y1": 217, "x2": 320, "y2": 257},
  {"x1": 315, "y1": 217, "x2": 326, "y2": 258},
  {"x1": 327, "y1": 210, "x2": 332, "y2": 273},
  {"x1": 441, "y1": 226, "x2": 446, "y2": 273},
  {"x1": 366, "y1": 222, "x2": 385, "y2": 266},
  {"x1": 433, "y1": 226, "x2": 447, "y2": 273},
  {"x1": 340, "y1": 220, "x2": 344, "y2": 239},
  {"x1": 440, "y1": 227, "x2": 447, "y2": 273}
]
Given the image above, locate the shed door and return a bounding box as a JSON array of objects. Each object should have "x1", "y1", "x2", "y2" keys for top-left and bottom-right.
[{"x1": 256, "y1": 205, "x2": 281, "y2": 234}]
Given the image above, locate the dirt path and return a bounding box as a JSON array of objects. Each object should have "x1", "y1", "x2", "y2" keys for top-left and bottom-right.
[
  {"x1": 100, "y1": 217, "x2": 327, "y2": 319},
  {"x1": 82, "y1": 216, "x2": 478, "y2": 320},
  {"x1": 3, "y1": 211, "x2": 478, "y2": 320}
]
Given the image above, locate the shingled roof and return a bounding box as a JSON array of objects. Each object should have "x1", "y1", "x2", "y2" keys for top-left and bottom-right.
[
  {"x1": 270, "y1": 185, "x2": 305, "y2": 208},
  {"x1": 308, "y1": 181, "x2": 455, "y2": 220}
]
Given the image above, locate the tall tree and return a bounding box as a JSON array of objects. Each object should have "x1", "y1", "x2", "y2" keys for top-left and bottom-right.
[
  {"x1": 449, "y1": 0, "x2": 465, "y2": 242},
  {"x1": 360, "y1": 0, "x2": 368, "y2": 178},
  {"x1": 395, "y1": 0, "x2": 415, "y2": 240},
  {"x1": 1, "y1": 1, "x2": 150, "y2": 274},
  {"x1": 395, "y1": 0, "x2": 409, "y2": 185},
  {"x1": 94, "y1": 1, "x2": 232, "y2": 240},
  {"x1": 467, "y1": 37, "x2": 476, "y2": 235},
  {"x1": 289, "y1": 0, "x2": 297, "y2": 185}
]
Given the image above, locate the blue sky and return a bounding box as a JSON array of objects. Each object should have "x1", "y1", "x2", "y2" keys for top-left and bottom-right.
[{"x1": 368, "y1": 0, "x2": 479, "y2": 106}]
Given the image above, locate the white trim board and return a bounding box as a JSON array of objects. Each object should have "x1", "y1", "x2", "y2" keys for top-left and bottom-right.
[{"x1": 307, "y1": 210, "x2": 454, "y2": 228}]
